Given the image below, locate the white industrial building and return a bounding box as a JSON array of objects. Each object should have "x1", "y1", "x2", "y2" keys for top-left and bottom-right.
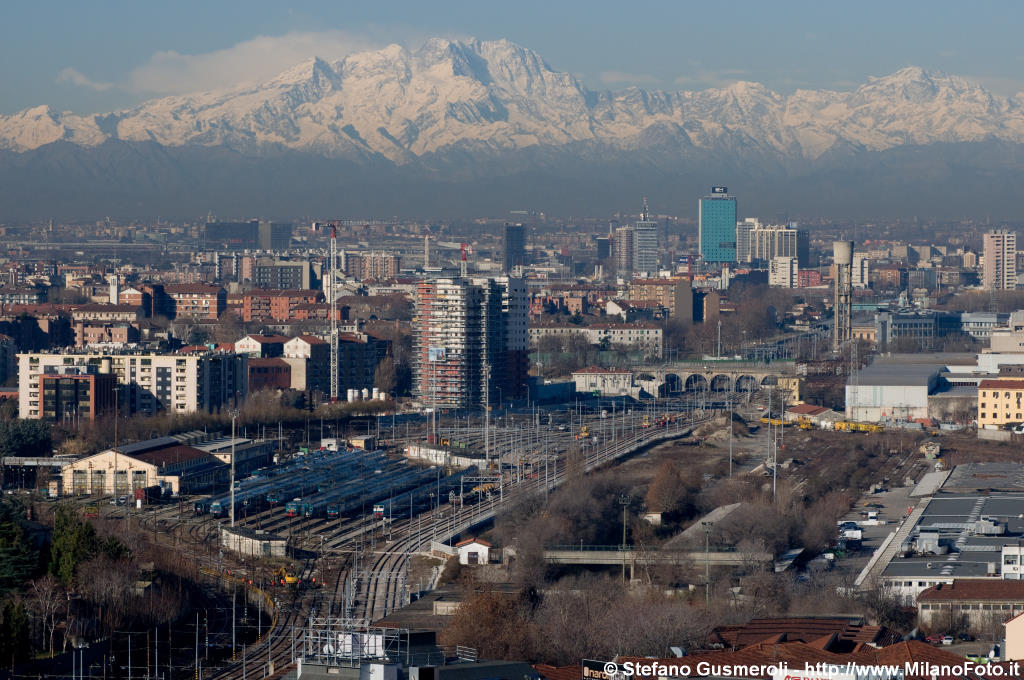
[{"x1": 845, "y1": 360, "x2": 941, "y2": 422}]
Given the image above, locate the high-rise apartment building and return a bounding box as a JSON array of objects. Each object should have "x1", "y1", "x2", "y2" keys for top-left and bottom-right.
[
  {"x1": 768, "y1": 257, "x2": 799, "y2": 288},
  {"x1": 503, "y1": 223, "x2": 526, "y2": 273},
  {"x1": 749, "y1": 224, "x2": 799, "y2": 263},
  {"x1": 852, "y1": 255, "x2": 870, "y2": 289},
  {"x1": 614, "y1": 225, "x2": 635, "y2": 276},
  {"x1": 983, "y1": 229, "x2": 1017, "y2": 291},
  {"x1": 346, "y1": 252, "x2": 401, "y2": 280},
  {"x1": 699, "y1": 187, "x2": 737, "y2": 263},
  {"x1": 413, "y1": 277, "x2": 528, "y2": 409}
]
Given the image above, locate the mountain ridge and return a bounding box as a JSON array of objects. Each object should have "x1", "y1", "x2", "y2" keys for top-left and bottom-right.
[{"x1": 3, "y1": 39, "x2": 1022, "y2": 163}]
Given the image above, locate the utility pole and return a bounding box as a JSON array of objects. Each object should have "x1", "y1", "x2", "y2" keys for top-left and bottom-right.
[
  {"x1": 702, "y1": 521, "x2": 713, "y2": 607},
  {"x1": 728, "y1": 388, "x2": 733, "y2": 477},
  {"x1": 230, "y1": 409, "x2": 239, "y2": 527},
  {"x1": 484, "y1": 363, "x2": 491, "y2": 470},
  {"x1": 619, "y1": 494, "x2": 630, "y2": 582}
]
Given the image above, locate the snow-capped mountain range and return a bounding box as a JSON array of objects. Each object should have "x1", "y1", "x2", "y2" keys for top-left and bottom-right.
[{"x1": 3, "y1": 37, "x2": 1023, "y2": 163}]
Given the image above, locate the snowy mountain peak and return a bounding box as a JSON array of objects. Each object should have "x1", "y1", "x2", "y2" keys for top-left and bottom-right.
[{"x1": 2, "y1": 40, "x2": 1024, "y2": 161}]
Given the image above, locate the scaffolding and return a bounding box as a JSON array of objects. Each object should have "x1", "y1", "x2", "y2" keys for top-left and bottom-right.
[{"x1": 302, "y1": 617, "x2": 417, "y2": 667}]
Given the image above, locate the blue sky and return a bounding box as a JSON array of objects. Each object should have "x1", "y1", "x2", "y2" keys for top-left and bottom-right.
[{"x1": 4, "y1": 0, "x2": 1024, "y2": 115}]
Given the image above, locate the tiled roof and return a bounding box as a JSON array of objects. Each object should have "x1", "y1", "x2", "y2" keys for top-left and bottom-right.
[
  {"x1": 133, "y1": 445, "x2": 215, "y2": 469},
  {"x1": 917, "y1": 578, "x2": 1024, "y2": 601},
  {"x1": 980, "y1": 379, "x2": 1024, "y2": 390},
  {"x1": 788, "y1": 404, "x2": 830, "y2": 416},
  {"x1": 534, "y1": 665, "x2": 581, "y2": 680},
  {"x1": 710, "y1": 617, "x2": 897, "y2": 650}
]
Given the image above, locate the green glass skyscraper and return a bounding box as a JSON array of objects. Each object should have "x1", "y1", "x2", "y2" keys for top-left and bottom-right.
[{"x1": 699, "y1": 187, "x2": 737, "y2": 263}]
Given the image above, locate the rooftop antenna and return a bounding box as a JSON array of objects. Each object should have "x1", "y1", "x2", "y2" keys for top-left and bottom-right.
[
  {"x1": 460, "y1": 243, "x2": 468, "y2": 278},
  {"x1": 641, "y1": 196, "x2": 650, "y2": 222}
]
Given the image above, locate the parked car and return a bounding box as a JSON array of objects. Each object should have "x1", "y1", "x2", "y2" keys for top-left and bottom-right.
[
  {"x1": 959, "y1": 633, "x2": 974, "y2": 642},
  {"x1": 925, "y1": 634, "x2": 944, "y2": 644},
  {"x1": 942, "y1": 636, "x2": 954, "y2": 646}
]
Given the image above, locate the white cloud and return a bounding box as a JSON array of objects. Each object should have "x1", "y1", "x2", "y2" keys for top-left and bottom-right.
[
  {"x1": 59, "y1": 30, "x2": 385, "y2": 97},
  {"x1": 599, "y1": 70, "x2": 659, "y2": 86},
  {"x1": 674, "y1": 69, "x2": 749, "y2": 89},
  {"x1": 56, "y1": 67, "x2": 115, "y2": 92}
]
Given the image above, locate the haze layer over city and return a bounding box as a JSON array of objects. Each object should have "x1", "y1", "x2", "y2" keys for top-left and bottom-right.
[{"x1": 5, "y1": 4, "x2": 1024, "y2": 680}]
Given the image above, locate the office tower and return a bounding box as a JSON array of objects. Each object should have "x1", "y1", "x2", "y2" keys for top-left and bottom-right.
[
  {"x1": 983, "y1": 229, "x2": 1017, "y2": 290},
  {"x1": 797, "y1": 228, "x2": 810, "y2": 267},
  {"x1": 503, "y1": 223, "x2": 526, "y2": 273},
  {"x1": 699, "y1": 187, "x2": 737, "y2": 263},
  {"x1": 258, "y1": 221, "x2": 292, "y2": 251},
  {"x1": 735, "y1": 218, "x2": 759, "y2": 263},
  {"x1": 614, "y1": 225, "x2": 634, "y2": 276},
  {"x1": 595, "y1": 236, "x2": 611, "y2": 261},
  {"x1": 205, "y1": 221, "x2": 259, "y2": 250},
  {"x1": 833, "y1": 241, "x2": 854, "y2": 352},
  {"x1": 413, "y1": 277, "x2": 528, "y2": 409},
  {"x1": 632, "y1": 200, "x2": 660, "y2": 276},
  {"x1": 768, "y1": 257, "x2": 799, "y2": 288}
]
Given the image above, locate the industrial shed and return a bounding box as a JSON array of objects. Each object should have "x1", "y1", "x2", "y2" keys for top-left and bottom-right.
[{"x1": 220, "y1": 526, "x2": 286, "y2": 557}]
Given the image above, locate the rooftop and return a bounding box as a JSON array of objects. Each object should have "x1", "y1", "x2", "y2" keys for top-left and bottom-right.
[
  {"x1": 856, "y1": 361, "x2": 941, "y2": 387},
  {"x1": 918, "y1": 578, "x2": 1024, "y2": 602}
]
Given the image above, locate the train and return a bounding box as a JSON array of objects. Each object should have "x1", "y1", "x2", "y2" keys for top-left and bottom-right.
[{"x1": 194, "y1": 447, "x2": 359, "y2": 517}]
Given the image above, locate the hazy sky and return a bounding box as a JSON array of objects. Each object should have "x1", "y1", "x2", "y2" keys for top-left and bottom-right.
[{"x1": 5, "y1": 0, "x2": 1024, "y2": 115}]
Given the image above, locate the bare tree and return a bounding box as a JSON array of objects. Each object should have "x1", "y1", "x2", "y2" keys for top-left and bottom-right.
[{"x1": 26, "y1": 575, "x2": 65, "y2": 658}]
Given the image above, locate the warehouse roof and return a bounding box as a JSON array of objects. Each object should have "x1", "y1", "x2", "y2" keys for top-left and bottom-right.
[{"x1": 855, "y1": 361, "x2": 941, "y2": 387}]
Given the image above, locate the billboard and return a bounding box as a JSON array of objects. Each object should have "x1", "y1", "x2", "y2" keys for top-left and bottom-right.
[
  {"x1": 711, "y1": 186, "x2": 728, "y2": 194},
  {"x1": 428, "y1": 347, "x2": 446, "y2": 362}
]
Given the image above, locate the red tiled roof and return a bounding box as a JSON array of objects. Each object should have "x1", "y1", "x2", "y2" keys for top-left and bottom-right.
[
  {"x1": 917, "y1": 579, "x2": 1024, "y2": 601},
  {"x1": 164, "y1": 284, "x2": 224, "y2": 294},
  {"x1": 292, "y1": 335, "x2": 327, "y2": 345},
  {"x1": 455, "y1": 537, "x2": 491, "y2": 548},
  {"x1": 534, "y1": 665, "x2": 581, "y2": 680},
  {"x1": 133, "y1": 445, "x2": 215, "y2": 469},
  {"x1": 711, "y1": 617, "x2": 897, "y2": 650},
  {"x1": 979, "y1": 379, "x2": 1024, "y2": 390},
  {"x1": 788, "y1": 404, "x2": 830, "y2": 416}
]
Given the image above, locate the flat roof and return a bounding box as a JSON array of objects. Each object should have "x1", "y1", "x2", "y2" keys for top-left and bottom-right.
[
  {"x1": 882, "y1": 491, "x2": 1024, "y2": 580},
  {"x1": 943, "y1": 463, "x2": 1024, "y2": 493},
  {"x1": 856, "y1": 361, "x2": 940, "y2": 387}
]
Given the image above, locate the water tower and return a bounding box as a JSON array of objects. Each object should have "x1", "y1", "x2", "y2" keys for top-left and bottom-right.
[{"x1": 833, "y1": 241, "x2": 854, "y2": 352}]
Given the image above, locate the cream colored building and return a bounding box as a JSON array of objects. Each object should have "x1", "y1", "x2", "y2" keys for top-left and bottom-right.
[
  {"x1": 61, "y1": 445, "x2": 225, "y2": 497},
  {"x1": 978, "y1": 378, "x2": 1024, "y2": 429},
  {"x1": 18, "y1": 350, "x2": 246, "y2": 418}
]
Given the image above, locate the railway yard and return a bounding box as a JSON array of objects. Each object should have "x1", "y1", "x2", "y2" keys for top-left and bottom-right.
[{"x1": 49, "y1": 400, "x2": 709, "y2": 680}]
